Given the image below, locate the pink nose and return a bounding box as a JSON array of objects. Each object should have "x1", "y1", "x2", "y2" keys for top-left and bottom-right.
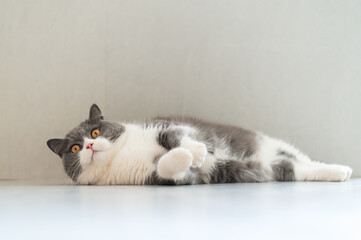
[{"x1": 86, "y1": 142, "x2": 94, "y2": 150}]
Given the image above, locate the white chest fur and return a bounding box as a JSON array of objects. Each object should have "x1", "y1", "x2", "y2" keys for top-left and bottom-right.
[{"x1": 78, "y1": 124, "x2": 167, "y2": 185}]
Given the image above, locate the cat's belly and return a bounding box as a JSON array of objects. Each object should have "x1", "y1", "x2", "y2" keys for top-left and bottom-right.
[
  {"x1": 88, "y1": 124, "x2": 164, "y2": 184},
  {"x1": 106, "y1": 147, "x2": 166, "y2": 184}
]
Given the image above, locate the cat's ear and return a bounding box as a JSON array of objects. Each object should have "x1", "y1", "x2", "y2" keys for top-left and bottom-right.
[
  {"x1": 89, "y1": 103, "x2": 104, "y2": 120},
  {"x1": 47, "y1": 138, "x2": 66, "y2": 157}
]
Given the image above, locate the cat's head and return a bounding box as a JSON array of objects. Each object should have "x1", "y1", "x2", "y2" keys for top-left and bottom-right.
[{"x1": 47, "y1": 104, "x2": 124, "y2": 182}]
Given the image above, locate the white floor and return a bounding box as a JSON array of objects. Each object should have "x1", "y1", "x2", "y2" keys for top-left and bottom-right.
[{"x1": 1, "y1": 180, "x2": 361, "y2": 240}]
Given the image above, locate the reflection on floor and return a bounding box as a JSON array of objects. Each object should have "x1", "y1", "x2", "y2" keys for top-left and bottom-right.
[{"x1": 1, "y1": 179, "x2": 360, "y2": 240}]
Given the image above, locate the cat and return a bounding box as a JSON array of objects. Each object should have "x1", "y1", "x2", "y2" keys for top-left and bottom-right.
[{"x1": 47, "y1": 104, "x2": 353, "y2": 185}]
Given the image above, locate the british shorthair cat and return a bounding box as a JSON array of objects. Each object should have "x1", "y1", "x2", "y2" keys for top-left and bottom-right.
[{"x1": 47, "y1": 104, "x2": 352, "y2": 185}]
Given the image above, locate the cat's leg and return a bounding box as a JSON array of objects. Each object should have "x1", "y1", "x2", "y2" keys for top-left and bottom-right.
[
  {"x1": 293, "y1": 160, "x2": 353, "y2": 182},
  {"x1": 259, "y1": 135, "x2": 353, "y2": 182},
  {"x1": 269, "y1": 159, "x2": 352, "y2": 182},
  {"x1": 157, "y1": 126, "x2": 207, "y2": 167},
  {"x1": 275, "y1": 148, "x2": 353, "y2": 182},
  {"x1": 269, "y1": 155, "x2": 352, "y2": 182},
  {"x1": 156, "y1": 147, "x2": 193, "y2": 181}
]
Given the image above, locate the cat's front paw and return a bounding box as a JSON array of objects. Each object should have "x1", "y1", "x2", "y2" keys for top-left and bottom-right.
[
  {"x1": 181, "y1": 138, "x2": 207, "y2": 168},
  {"x1": 157, "y1": 148, "x2": 193, "y2": 180}
]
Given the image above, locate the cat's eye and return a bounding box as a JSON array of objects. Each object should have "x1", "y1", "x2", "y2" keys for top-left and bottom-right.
[
  {"x1": 71, "y1": 145, "x2": 80, "y2": 153},
  {"x1": 91, "y1": 129, "x2": 100, "y2": 138}
]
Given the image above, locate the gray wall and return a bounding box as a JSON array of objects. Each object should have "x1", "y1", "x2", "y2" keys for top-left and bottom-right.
[{"x1": 1, "y1": 0, "x2": 360, "y2": 180}]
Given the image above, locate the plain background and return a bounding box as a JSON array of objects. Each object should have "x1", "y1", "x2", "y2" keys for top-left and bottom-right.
[{"x1": 0, "y1": 0, "x2": 360, "y2": 180}]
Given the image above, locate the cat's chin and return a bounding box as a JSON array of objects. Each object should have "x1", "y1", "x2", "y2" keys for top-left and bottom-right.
[
  {"x1": 79, "y1": 150, "x2": 110, "y2": 167},
  {"x1": 91, "y1": 151, "x2": 109, "y2": 163}
]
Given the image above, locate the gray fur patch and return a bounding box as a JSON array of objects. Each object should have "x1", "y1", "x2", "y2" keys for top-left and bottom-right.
[
  {"x1": 277, "y1": 150, "x2": 295, "y2": 159},
  {"x1": 272, "y1": 160, "x2": 295, "y2": 181},
  {"x1": 62, "y1": 146, "x2": 83, "y2": 182},
  {"x1": 210, "y1": 160, "x2": 269, "y2": 183},
  {"x1": 157, "y1": 128, "x2": 184, "y2": 150},
  {"x1": 47, "y1": 138, "x2": 83, "y2": 181},
  {"x1": 179, "y1": 168, "x2": 207, "y2": 185},
  {"x1": 153, "y1": 116, "x2": 258, "y2": 158},
  {"x1": 145, "y1": 168, "x2": 206, "y2": 185},
  {"x1": 144, "y1": 172, "x2": 176, "y2": 185}
]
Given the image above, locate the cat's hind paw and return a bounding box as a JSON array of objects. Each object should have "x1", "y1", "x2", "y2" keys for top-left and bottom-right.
[
  {"x1": 344, "y1": 166, "x2": 353, "y2": 180},
  {"x1": 190, "y1": 142, "x2": 207, "y2": 168},
  {"x1": 181, "y1": 138, "x2": 207, "y2": 168},
  {"x1": 326, "y1": 165, "x2": 353, "y2": 182}
]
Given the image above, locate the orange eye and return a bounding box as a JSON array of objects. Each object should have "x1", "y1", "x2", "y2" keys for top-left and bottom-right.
[
  {"x1": 91, "y1": 129, "x2": 100, "y2": 138},
  {"x1": 71, "y1": 145, "x2": 80, "y2": 153}
]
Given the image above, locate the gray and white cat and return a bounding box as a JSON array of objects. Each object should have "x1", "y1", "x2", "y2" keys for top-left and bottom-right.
[{"x1": 47, "y1": 104, "x2": 352, "y2": 185}]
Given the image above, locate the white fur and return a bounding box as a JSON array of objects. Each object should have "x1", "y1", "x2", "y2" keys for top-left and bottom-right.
[
  {"x1": 294, "y1": 162, "x2": 353, "y2": 181},
  {"x1": 77, "y1": 124, "x2": 167, "y2": 185},
  {"x1": 78, "y1": 137, "x2": 112, "y2": 166}
]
